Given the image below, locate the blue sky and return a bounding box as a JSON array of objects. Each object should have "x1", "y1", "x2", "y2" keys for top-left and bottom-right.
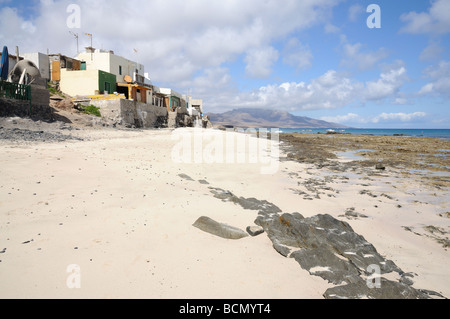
[{"x1": 1, "y1": 0, "x2": 449, "y2": 128}]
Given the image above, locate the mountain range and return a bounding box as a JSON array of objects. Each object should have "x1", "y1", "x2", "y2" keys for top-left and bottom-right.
[{"x1": 207, "y1": 108, "x2": 349, "y2": 129}]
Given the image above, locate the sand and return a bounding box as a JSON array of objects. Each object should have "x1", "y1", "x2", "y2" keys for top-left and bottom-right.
[{"x1": 0, "y1": 126, "x2": 449, "y2": 299}]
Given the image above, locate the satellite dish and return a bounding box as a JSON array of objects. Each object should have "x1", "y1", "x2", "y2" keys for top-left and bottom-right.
[{"x1": 124, "y1": 75, "x2": 132, "y2": 83}]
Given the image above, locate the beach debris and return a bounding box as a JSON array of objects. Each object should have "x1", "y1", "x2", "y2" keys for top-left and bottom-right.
[
  {"x1": 375, "y1": 163, "x2": 386, "y2": 170},
  {"x1": 359, "y1": 189, "x2": 377, "y2": 198},
  {"x1": 178, "y1": 173, "x2": 194, "y2": 181},
  {"x1": 403, "y1": 224, "x2": 450, "y2": 249},
  {"x1": 193, "y1": 216, "x2": 248, "y2": 240},
  {"x1": 246, "y1": 226, "x2": 264, "y2": 237},
  {"x1": 341, "y1": 207, "x2": 369, "y2": 219}
]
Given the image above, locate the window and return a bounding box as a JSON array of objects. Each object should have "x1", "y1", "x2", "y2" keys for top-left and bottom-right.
[{"x1": 119, "y1": 65, "x2": 122, "y2": 75}]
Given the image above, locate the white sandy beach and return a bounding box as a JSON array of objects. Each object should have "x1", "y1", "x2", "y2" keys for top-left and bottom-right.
[{"x1": 0, "y1": 127, "x2": 449, "y2": 299}]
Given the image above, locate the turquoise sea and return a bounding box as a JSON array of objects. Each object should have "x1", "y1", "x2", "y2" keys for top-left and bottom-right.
[{"x1": 277, "y1": 128, "x2": 450, "y2": 140}]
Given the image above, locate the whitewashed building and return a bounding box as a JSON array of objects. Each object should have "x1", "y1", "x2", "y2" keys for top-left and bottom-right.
[{"x1": 77, "y1": 48, "x2": 145, "y2": 84}]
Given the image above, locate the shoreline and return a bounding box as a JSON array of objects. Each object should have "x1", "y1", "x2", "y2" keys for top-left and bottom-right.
[{"x1": 0, "y1": 121, "x2": 449, "y2": 298}]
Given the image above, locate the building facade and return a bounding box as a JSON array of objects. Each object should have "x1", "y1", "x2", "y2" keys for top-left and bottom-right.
[
  {"x1": 60, "y1": 69, "x2": 117, "y2": 97},
  {"x1": 49, "y1": 54, "x2": 82, "y2": 81},
  {"x1": 76, "y1": 49, "x2": 145, "y2": 84}
]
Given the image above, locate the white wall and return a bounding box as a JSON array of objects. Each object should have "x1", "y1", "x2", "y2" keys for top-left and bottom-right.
[
  {"x1": 60, "y1": 69, "x2": 99, "y2": 97},
  {"x1": 22, "y1": 52, "x2": 50, "y2": 80},
  {"x1": 77, "y1": 51, "x2": 110, "y2": 75},
  {"x1": 160, "y1": 88, "x2": 182, "y2": 99},
  {"x1": 77, "y1": 50, "x2": 144, "y2": 83}
]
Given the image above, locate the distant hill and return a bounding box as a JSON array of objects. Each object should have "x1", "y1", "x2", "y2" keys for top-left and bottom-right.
[{"x1": 207, "y1": 108, "x2": 349, "y2": 129}]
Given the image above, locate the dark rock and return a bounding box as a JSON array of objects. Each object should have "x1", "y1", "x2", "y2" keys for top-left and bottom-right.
[
  {"x1": 193, "y1": 216, "x2": 249, "y2": 240},
  {"x1": 323, "y1": 278, "x2": 434, "y2": 299},
  {"x1": 291, "y1": 247, "x2": 361, "y2": 285},
  {"x1": 204, "y1": 188, "x2": 446, "y2": 299},
  {"x1": 253, "y1": 212, "x2": 443, "y2": 298},
  {"x1": 343, "y1": 207, "x2": 369, "y2": 219},
  {"x1": 208, "y1": 187, "x2": 282, "y2": 215},
  {"x1": 273, "y1": 241, "x2": 291, "y2": 257},
  {"x1": 178, "y1": 173, "x2": 194, "y2": 181},
  {"x1": 246, "y1": 226, "x2": 264, "y2": 237},
  {"x1": 375, "y1": 163, "x2": 386, "y2": 170}
]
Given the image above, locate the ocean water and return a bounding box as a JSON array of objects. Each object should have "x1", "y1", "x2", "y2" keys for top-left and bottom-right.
[{"x1": 277, "y1": 128, "x2": 450, "y2": 140}]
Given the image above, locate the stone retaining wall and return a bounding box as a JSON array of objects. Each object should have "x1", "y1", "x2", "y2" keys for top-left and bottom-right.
[{"x1": 90, "y1": 99, "x2": 168, "y2": 128}]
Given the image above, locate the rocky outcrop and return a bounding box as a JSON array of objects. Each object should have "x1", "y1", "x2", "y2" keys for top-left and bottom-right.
[
  {"x1": 255, "y1": 211, "x2": 443, "y2": 299},
  {"x1": 208, "y1": 187, "x2": 282, "y2": 215},
  {"x1": 188, "y1": 182, "x2": 446, "y2": 299}
]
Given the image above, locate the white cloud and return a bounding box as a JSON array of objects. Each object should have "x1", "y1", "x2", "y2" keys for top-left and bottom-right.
[
  {"x1": 324, "y1": 23, "x2": 340, "y2": 34},
  {"x1": 419, "y1": 41, "x2": 443, "y2": 62},
  {"x1": 282, "y1": 38, "x2": 313, "y2": 70},
  {"x1": 400, "y1": 0, "x2": 450, "y2": 34},
  {"x1": 321, "y1": 112, "x2": 427, "y2": 125},
  {"x1": 0, "y1": 0, "x2": 342, "y2": 84},
  {"x1": 348, "y1": 4, "x2": 364, "y2": 22},
  {"x1": 419, "y1": 83, "x2": 434, "y2": 95},
  {"x1": 419, "y1": 60, "x2": 450, "y2": 97},
  {"x1": 205, "y1": 70, "x2": 363, "y2": 112},
  {"x1": 340, "y1": 36, "x2": 388, "y2": 71},
  {"x1": 320, "y1": 113, "x2": 361, "y2": 124},
  {"x1": 244, "y1": 46, "x2": 279, "y2": 79},
  {"x1": 371, "y1": 112, "x2": 427, "y2": 123},
  {"x1": 364, "y1": 64, "x2": 407, "y2": 101},
  {"x1": 204, "y1": 63, "x2": 411, "y2": 113}
]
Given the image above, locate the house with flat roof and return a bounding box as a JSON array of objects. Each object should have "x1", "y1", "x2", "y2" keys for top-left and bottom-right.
[
  {"x1": 60, "y1": 68, "x2": 117, "y2": 97},
  {"x1": 76, "y1": 48, "x2": 145, "y2": 84},
  {"x1": 48, "y1": 53, "x2": 82, "y2": 82}
]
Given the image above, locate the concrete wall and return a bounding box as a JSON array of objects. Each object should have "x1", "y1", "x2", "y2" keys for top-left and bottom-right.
[
  {"x1": 22, "y1": 52, "x2": 50, "y2": 80},
  {"x1": 1, "y1": 96, "x2": 52, "y2": 119},
  {"x1": 60, "y1": 69, "x2": 99, "y2": 96},
  {"x1": 90, "y1": 98, "x2": 168, "y2": 128},
  {"x1": 30, "y1": 84, "x2": 50, "y2": 107},
  {"x1": 190, "y1": 98, "x2": 203, "y2": 114}
]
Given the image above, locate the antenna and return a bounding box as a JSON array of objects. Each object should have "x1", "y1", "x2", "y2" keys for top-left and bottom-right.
[
  {"x1": 133, "y1": 48, "x2": 139, "y2": 82},
  {"x1": 85, "y1": 32, "x2": 93, "y2": 60},
  {"x1": 69, "y1": 31, "x2": 79, "y2": 55},
  {"x1": 85, "y1": 32, "x2": 93, "y2": 48}
]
